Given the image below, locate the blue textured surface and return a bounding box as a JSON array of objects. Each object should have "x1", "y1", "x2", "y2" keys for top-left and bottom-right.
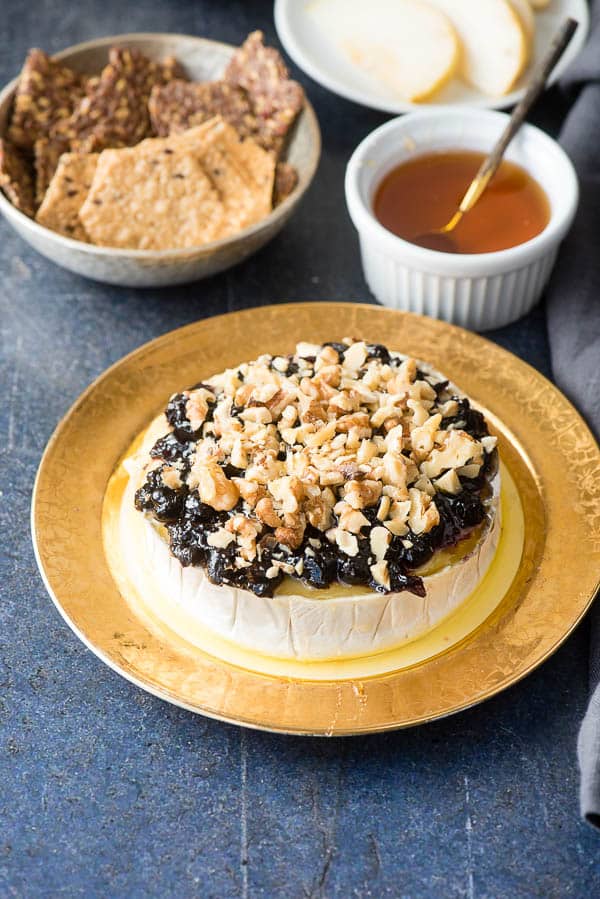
[{"x1": 1, "y1": 2, "x2": 598, "y2": 896}]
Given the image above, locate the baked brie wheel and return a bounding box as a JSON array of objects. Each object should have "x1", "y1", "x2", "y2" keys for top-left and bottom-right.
[{"x1": 123, "y1": 339, "x2": 500, "y2": 661}]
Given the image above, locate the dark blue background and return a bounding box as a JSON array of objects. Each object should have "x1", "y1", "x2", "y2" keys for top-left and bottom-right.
[{"x1": 1, "y1": 2, "x2": 597, "y2": 896}]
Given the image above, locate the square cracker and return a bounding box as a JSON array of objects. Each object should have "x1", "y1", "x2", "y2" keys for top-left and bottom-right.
[
  {"x1": 0, "y1": 139, "x2": 35, "y2": 217},
  {"x1": 79, "y1": 136, "x2": 224, "y2": 250},
  {"x1": 185, "y1": 120, "x2": 273, "y2": 236},
  {"x1": 162, "y1": 118, "x2": 275, "y2": 224},
  {"x1": 62, "y1": 47, "x2": 186, "y2": 153},
  {"x1": 80, "y1": 120, "x2": 275, "y2": 250},
  {"x1": 36, "y1": 152, "x2": 98, "y2": 241},
  {"x1": 7, "y1": 49, "x2": 85, "y2": 150},
  {"x1": 224, "y1": 31, "x2": 304, "y2": 156}
]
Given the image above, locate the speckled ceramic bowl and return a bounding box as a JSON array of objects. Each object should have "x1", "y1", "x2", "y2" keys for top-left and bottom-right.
[{"x1": 0, "y1": 33, "x2": 321, "y2": 287}]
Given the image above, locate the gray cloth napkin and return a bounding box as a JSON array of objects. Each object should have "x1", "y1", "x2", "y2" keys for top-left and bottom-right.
[{"x1": 545, "y1": 2, "x2": 600, "y2": 828}]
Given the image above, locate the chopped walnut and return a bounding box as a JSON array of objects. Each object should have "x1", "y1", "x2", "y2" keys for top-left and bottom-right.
[
  {"x1": 234, "y1": 383, "x2": 254, "y2": 407},
  {"x1": 457, "y1": 463, "x2": 481, "y2": 479},
  {"x1": 328, "y1": 391, "x2": 360, "y2": 414},
  {"x1": 274, "y1": 524, "x2": 305, "y2": 549},
  {"x1": 269, "y1": 475, "x2": 304, "y2": 514},
  {"x1": 161, "y1": 466, "x2": 182, "y2": 489},
  {"x1": 234, "y1": 478, "x2": 266, "y2": 508},
  {"x1": 370, "y1": 560, "x2": 390, "y2": 590},
  {"x1": 186, "y1": 388, "x2": 214, "y2": 432},
  {"x1": 296, "y1": 341, "x2": 321, "y2": 358},
  {"x1": 376, "y1": 495, "x2": 391, "y2": 521},
  {"x1": 370, "y1": 526, "x2": 391, "y2": 561},
  {"x1": 342, "y1": 341, "x2": 368, "y2": 372},
  {"x1": 382, "y1": 453, "x2": 408, "y2": 492},
  {"x1": 383, "y1": 498, "x2": 411, "y2": 537},
  {"x1": 407, "y1": 488, "x2": 439, "y2": 535},
  {"x1": 140, "y1": 339, "x2": 496, "y2": 594},
  {"x1": 435, "y1": 469, "x2": 461, "y2": 495},
  {"x1": 225, "y1": 514, "x2": 262, "y2": 561},
  {"x1": 413, "y1": 475, "x2": 435, "y2": 497},
  {"x1": 299, "y1": 397, "x2": 327, "y2": 425},
  {"x1": 240, "y1": 405, "x2": 272, "y2": 425},
  {"x1": 267, "y1": 389, "x2": 297, "y2": 420},
  {"x1": 407, "y1": 399, "x2": 430, "y2": 427},
  {"x1": 335, "y1": 411, "x2": 371, "y2": 433},
  {"x1": 327, "y1": 528, "x2": 359, "y2": 557},
  {"x1": 481, "y1": 435, "x2": 498, "y2": 454},
  {"x1": 319, "y1": 470, "x2": 346, "y2": 487},
  {"x1": 304, "y1": 491, "x2": 334, "y2": 531},
  {"x1": 336, "y1": 503, "x2": 370, "y2": 534},
  {"x1": 190, "y1": 462, "x2": 239, "y2": 511},
  {"x1": 344, "y1": 478, "x2": 382, "y2": 510},
  {"x1": 337, "y1": 462, "x2": 363, "y2": 482},
  {"x1": 439, "y1": 399, "x2": 459, "y2": 417},
  {"x1": 252, "y1": 383, "x2": 280, "y2": 404},
  {"x1": 357, "y1": 439, "x2": 378, "y2": 464},
  {"x1": 411, "y1": 413, "x2": 442, "y2": 459},
  {"x1": 420, "y1": 430, "x2": 482, "y2": 479},
  {"x1": 397, "y1": 357, "x2": 417, "y2": 384},
  {"x1": 304, "y1": 420, "x2": 337, "y2": 448},
  {"x1": 316, "y1": 364, "x2": 342, "y2": 388},
  {"x1": 245, "y1": 450, "x2": 285, "y2": 484},
  {"x1": 207, "y1": 527, "x2": 236, "y2": 549},
  {"x1": 319, "y1": 344, "x2": 340, "y2": 366},
  {"x1": 255, "y1": 497, "x2": 284, "y2": 528}
]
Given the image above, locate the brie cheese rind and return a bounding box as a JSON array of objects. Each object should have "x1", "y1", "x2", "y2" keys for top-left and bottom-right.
[
  {"x1": 121, "y1": 465, "x2": 500, "y2": 659},
  {"x1": 126, "y1": 341, "x2": 500, "y2": 661}
]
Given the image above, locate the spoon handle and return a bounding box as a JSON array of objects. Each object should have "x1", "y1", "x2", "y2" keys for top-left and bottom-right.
[{"x1": 459, "y1": 17, "x2": 579, "y2": 215}]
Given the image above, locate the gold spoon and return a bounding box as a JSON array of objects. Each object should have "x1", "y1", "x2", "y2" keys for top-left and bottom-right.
[{"x1": 414, "y1": 17, "x2": 578, "y2": 254}]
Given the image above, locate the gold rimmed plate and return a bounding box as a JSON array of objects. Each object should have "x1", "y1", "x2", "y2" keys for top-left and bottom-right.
[{"x1": 31, "y1": 303, "x2": 600, "y2": 734}]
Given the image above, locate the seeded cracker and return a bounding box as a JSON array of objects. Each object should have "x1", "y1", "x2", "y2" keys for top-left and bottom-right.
[
  {"x1": 63, "y1": 47, "x2": 187, "y2": 153},
  {"x1": 79, "y1": 132, "x2": 224, "y2": 250},
  {"x1": 273, "y1": 161, "x2": 298, "y2": 205},
  {"x1": 174, "y1": 117, "x2": 274, "y2": 203},
  {"x1": 149, "y1": 80, "x2": 255, "y2": 140},
  {"x1": 35, "y1": 152, "x2": 98, "y2": 241},
  {"x1": 7, "y1": 49, "x2": 85, "y2": 150},
  {"x1": 224, "y1": 31, "x2": 304, "y2": 156},
  {"x1": 0, "y1": 139, "x2": 35, "y2": 217},
  {"x1": 168, "y1": 117, "x2": 275, "y2": 233},
  {"x1": 33, "y1": 136, "x2": 70, "y2": 206},
  {"x1": 79, "y1": 120, "x2": 275, "y2": 249}
]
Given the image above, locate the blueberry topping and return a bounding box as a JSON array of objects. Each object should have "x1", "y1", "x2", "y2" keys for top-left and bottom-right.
[
  {"x1": 165, "y1": 393, "x2": 199, "y2": 441},
  {"x1": 442, "y1": 398, "x2": 488, "y2": 439},
  {"x1": 134, "y1": 469, "x2": 185, "y2": 523},
  {"x1": 365, "y1": 343, "x2": 391, "y2": 364}
]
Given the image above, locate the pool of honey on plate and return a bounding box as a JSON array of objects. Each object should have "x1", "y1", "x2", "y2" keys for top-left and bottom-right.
[{"x1": 373, "y1": 150, "x2": 551, "y2": 254}]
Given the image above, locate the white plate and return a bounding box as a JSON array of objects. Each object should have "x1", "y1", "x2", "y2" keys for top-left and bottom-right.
[{"x1": 275, "y1": 0, "x2": 590, "y2": 113}]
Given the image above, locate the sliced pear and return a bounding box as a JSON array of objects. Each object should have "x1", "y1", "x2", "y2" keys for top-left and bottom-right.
[
  {"x1": 429, "y1": 0, "x2": 528, "y2": 96},
  {"x1": 508, "y1": 0, "x2": 535, "y2": 48},
  {"x1": 309, "y1": 0, "x2": 459, "y2": 102}
]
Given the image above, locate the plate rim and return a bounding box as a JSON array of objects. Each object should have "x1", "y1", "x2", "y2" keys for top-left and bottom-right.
[
  {"x1": 31, "y1": 303, "x2": 600, "y2": 734},
  {"x1": 274, "y1": 0, "x2": 590, "y2": 114}
]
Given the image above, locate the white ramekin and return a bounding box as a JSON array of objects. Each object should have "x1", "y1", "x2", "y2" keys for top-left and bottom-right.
[{"x1": 345, "y1": 108, "x2": 579, "y2": 331}]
